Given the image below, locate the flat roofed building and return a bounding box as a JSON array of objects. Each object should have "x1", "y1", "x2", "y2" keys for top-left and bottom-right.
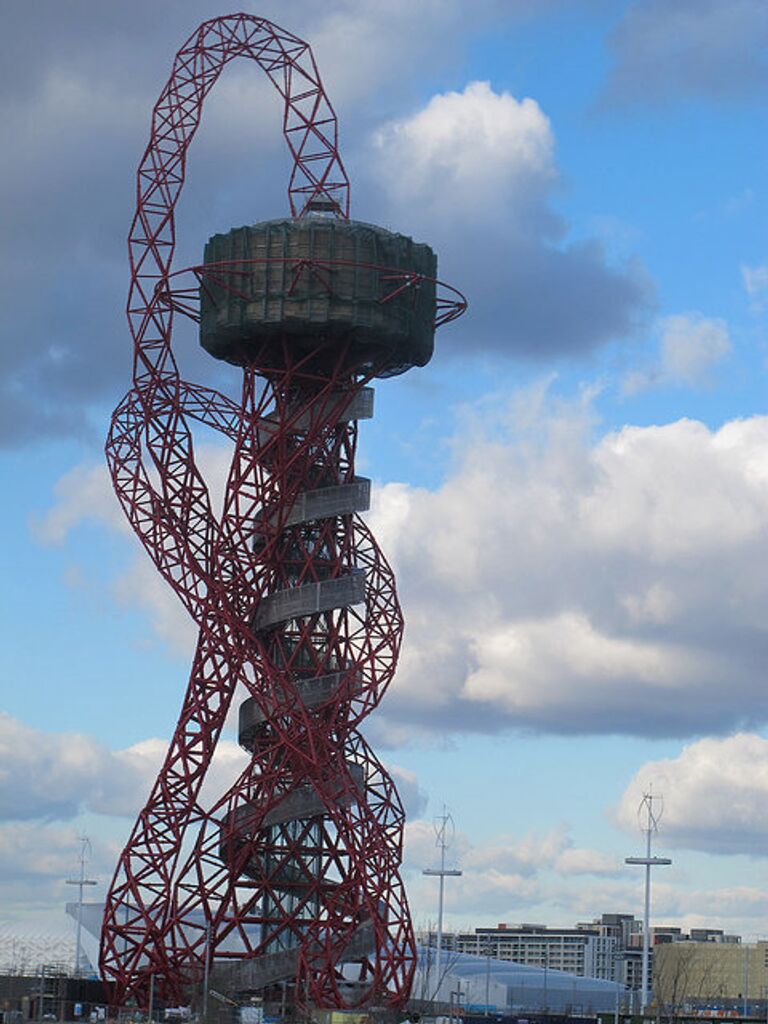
[
  {"x1": 418, "y1": 923, "x2": 618, "y2": 981},
  {"x1": 688, "y1": 928, "x2": 741, "y2": 944},
  {"x1": 655, "y1": 940, "x2": 768, "y2": 1011}
]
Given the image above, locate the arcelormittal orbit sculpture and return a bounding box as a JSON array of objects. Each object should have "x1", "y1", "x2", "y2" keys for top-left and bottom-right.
[{"x1": 100, "y1": 13, "x2": 465, "y2": 1013}]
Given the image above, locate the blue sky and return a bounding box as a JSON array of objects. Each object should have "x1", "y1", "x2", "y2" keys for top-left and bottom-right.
[{"x1": 3, "y1": 0, "x2": 768, "y2": 956}]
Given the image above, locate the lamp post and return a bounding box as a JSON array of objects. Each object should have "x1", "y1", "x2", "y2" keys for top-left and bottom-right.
[
  {"x1": 625, "y1": 790, "x2": 671, "y2": 1014},
  {"x1": 65, "y1": 837, "x2": 98, "y2": 978},
  {"x1": 423, "y1": 806, "x2": 462, "y2": 1001}
]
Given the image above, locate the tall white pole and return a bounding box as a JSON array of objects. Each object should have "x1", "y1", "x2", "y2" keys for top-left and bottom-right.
[
  {"x1": 642, "y1": 826, "x2": 651, "y2": 1011},
  {"x1": 436, "y1": 827, "x2": 446, "y2": 987},
  {"x1": 65, "y1": 837, "x2": 97, "y2": 978},
  {"x1": 625, "y1": 791, "x2": 671, "y2": 1014},
  {"x1": 423, "y1": 806, "x2": 462, "y2": 1002}
]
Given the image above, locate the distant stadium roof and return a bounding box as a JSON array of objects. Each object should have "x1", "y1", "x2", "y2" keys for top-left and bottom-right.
[{"x1": 415, "y1": 946, "x2": 626, "y2": 1013}]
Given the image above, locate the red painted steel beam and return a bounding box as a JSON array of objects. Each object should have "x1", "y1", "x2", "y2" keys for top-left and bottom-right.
[{"x1": 100, "y1": 12, "x2": 463, "y2": 1014}]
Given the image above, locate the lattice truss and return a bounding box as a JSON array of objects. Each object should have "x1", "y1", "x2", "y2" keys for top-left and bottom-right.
[{"x1": 100, "y1": 13, "x2": 464, "y2": 1012}]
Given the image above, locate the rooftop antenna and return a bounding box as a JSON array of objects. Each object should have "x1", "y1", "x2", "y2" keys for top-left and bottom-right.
[
  {"x1": 66, "y1": 836, "x2": 98, "y2": 977},
  {"x1": 625, "y1": 787, "x2": 671, "y2": 1012},
  {"x1": 423, "y1": 806, "x2": 463, "y2": 1000}
]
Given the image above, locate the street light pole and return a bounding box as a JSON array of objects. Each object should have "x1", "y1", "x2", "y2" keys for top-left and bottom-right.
[
  {"x1": 65, "y1": 837, "x2": 98, "y2": 978},
  {"x1": 625, "y1": 790, "x2": 671, "y2": 1014},
  {"x1": 423, "y1": 806, "x2": 462, "y2": 1001}
]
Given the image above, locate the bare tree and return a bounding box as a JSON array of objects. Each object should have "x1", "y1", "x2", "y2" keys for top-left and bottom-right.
[{"x1": 654, "y1": 944, "x2": 699, "y2": 1020}]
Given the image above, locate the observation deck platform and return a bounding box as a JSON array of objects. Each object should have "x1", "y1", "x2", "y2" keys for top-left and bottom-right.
[{"x1": 200, "y1": 217, "x2": 437, "y2": 376}]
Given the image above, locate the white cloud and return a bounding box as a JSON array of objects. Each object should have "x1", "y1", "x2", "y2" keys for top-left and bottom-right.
[
  {"x1": 624, "y1": 313, "x2": 731, "y2": 393},
  {"x1": 36, "y1": 444, "x2": 234, "y2": 657},
  {"x1": 0, "y1": 822, "x2": 106, "y2": 880},
  {"x1": 463, "y1": 613, "x2": 698, "y2": 713},
  {"x1": 363, "y1": 396, "x2": 768, "y2": 741},
  {"x1": 32, "y1": 462, "x2": 123, "y2": 545},
  {"x1": 0, "y1": 712, "x2": 144, "y2": 821},
  {"x1": 406, "y1": 828, "x2": 543, "y2": 919},
  {"x1": 0, "y1": 711, "x2": 247, "y2": 823},
  {"x1": 308, "y1": 1, "x2": 541, "y2": 111},
  {"x1": 463, "y1": 826, "x2": 570, "y2": 877},
  {"x1": 405, "y1": 821, "x2": 617, "y2": 883},
  {"x1": 616, "y1": 734, "x2": 768, "y2": 856},
  {"x1": 659, "y1": 314, "x2": 731, "y2": 384},
  {"x1": 742, "y1": 263, "x2": 768, "y2": 311},
  {"x1": 386, "y1": 764, "x2": 428, "y2": 820},
  {"x1": 366, "y1": 81, "x2": 648, "y2": 359},
  {"x1": 554, "y1": 847, "x2": 622, "y2": 878},
  {"x1": 112, "y1": 558, "x2": 196, "y2": 658},
  {"x1": 404, "y1": 820, "x2": 623, "y2": 922},
  {"x1": 743, "y1": 264, "x2": 768, "y2": 295},
  {"x1": 688, "y1": 887, "x2": 768, "y2": 919},
  {"x1": 372, "y1": 81, "x2": 556, "y2": 225}
]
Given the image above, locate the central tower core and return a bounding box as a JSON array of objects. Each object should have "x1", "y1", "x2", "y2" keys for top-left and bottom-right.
[{"x1": 194, "y1": 215, "x2": 439, "y2": 1005}]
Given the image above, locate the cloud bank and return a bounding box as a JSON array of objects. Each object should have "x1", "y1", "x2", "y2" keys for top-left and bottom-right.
[
  {"x1": 617, "y1": 733, "x2": 768, "y2": 857},
  {"x1": 369, "y1": 81, "x2": 649, "y2": 360},
  {"x1": 624, "y1": 313, "x2": 732, "y2": 393},
  {"x1": 601, "y1": 0, "x2": 768, "y2": 106},
  {"x1": 365, "y1": 398, "x2": 768, "y2": 742},
  {"x1": 402, "y1": 820, "x2": 623, "y2": 921},
  {"x1": 0, "y1": 4, "x2": 647, "y2": 445}
]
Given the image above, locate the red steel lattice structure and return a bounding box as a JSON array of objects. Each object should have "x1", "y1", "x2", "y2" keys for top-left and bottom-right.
[{"x1": 100, "y1": 13, "x2": 465, "y2": 1012}]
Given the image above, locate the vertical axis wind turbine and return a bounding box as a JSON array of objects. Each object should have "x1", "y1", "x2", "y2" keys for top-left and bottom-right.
[
  {"x1": 625, "y1": 789, "x2": 672, "y2": 1012},
  {"x1": 423, "y1": 807, "x2": 463, "y2": 999},
  {"x1": 66, "y1": 837, "x2": 98, "y2": 978}
]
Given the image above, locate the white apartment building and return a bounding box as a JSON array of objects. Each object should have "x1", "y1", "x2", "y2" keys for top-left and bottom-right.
[{"x1": 419, "y1": 923, "x2": 617, "y2": 980}]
